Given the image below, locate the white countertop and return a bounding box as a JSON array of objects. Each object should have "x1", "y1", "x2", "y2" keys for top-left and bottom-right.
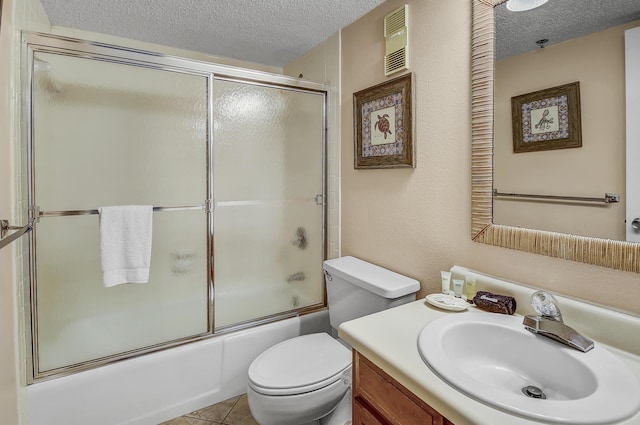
[{"x1": 338, "y1": 267, "x2": 640, "y2": 425}]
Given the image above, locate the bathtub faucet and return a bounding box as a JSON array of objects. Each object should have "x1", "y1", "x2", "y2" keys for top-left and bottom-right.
[{"x1": 522, "y1": 291, "x2": 594, "y2": 353}]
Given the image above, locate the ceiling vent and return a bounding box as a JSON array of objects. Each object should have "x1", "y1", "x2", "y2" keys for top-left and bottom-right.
[{"x1": 384, "y1": 5, "x2": 408, "y2": 76}]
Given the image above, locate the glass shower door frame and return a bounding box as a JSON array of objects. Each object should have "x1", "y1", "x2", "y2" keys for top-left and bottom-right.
[
  {"x1": 24, "y1": 33, "x2": 215, "y2": 381},
  {"x1": 21, "y1": 32, "x2": 328, "y2": 382}
]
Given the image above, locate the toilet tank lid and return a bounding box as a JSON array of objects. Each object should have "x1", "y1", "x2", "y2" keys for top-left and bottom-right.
[{"x1": 323, "y1": 256, "x2": 419, "y2": 298}]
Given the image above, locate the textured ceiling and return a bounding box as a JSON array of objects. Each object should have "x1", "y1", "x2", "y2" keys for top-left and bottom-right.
[
  {"x1": 497, "y1": 0, "x2": 640, "y2": 60},
  {"x1": 39, "y1": 0, "x2": 386, "y2": 67}
]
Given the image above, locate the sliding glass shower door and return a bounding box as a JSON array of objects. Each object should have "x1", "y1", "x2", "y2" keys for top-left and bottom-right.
[
  {"x1": 29, "y1": 50, "x2": 211, "y2": 376},
  {"x1": 213, "y1": 79, "x2": 326, "y2": 329},
  {"x1": 25, "y1": 33, "x2": 326, "y2": 380}
]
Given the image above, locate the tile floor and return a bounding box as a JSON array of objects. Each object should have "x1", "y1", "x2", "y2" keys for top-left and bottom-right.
[{"x1": 160, "y1": 394, "x2": 259, "y2": 425}]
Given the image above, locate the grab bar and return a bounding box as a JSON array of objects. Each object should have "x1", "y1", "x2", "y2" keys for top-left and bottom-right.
[
  {"x1": 493, "y1": 189, "x2": 620, "y2": 204},
  {"x1": 0, "y1": 220, "x2": 33, "y2": 250}
]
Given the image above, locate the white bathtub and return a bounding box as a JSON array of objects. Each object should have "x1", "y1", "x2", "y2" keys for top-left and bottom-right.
[{"x1": 26, "y1": 310, "x2": 330, "y2": 425}]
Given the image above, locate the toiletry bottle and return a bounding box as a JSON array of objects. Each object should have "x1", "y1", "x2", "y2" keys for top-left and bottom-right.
[
  {"x1": 440, "y1": 271, "x2": 451, "y2": 294},
  {"x1": 465, "y1": 276, "x2": 476, "y2": 301},
  {"x1": 452, "y1": 279, "x2": 464, "y2": 298}
]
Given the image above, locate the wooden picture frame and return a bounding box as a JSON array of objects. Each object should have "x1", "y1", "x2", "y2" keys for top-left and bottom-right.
[
  {"x1": 353, "y1": 73, "x2": 414, "y2": 169},
  {"x1": 511, "y1": 81, "x2": 582, "y2": 153}
]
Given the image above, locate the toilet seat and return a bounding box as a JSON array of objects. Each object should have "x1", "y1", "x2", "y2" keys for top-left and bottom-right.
[{"x1": 248, "y1": 333, "x2": 351, "y2": 396}]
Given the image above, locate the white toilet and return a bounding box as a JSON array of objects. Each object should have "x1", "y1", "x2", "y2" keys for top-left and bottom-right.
[{"x1": 247, "y1": 256, "x2": 420, "y2": 425}]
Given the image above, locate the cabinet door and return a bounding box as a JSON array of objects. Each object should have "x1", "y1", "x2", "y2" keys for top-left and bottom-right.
[
  {"x1": 353, "y1": 351, "x2": 450, "y2": 425},
  {"x1": 354, "y1": 400, "x2": 391, "y2": 425}
]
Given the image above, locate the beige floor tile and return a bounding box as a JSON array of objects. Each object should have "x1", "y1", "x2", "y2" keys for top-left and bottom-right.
[
  {"x1": 186, "y1": 396, "x2": 241, "y2": 422},
  {"x1": 160, "y1": 416, "x2": 221, "y2": 425},
  {"x1": 224, "y1": 394, "x2": 259, "y2": 425}
]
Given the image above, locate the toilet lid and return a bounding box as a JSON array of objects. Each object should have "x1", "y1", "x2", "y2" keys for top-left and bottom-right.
[{"x1": 248, "y1": 333, "x2": 351, "y2": 396}]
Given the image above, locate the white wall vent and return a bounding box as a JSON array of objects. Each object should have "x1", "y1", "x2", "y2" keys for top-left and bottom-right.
[{"x1": 384, "y1": 5, "x2": 408, "y2": 76}]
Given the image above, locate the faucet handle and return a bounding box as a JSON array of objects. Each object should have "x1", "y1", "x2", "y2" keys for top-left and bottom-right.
[{"x1": 531, "y1": 291, "x2": 563, "y2": 322}]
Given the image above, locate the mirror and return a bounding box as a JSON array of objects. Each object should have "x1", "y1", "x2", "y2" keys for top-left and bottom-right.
[
  {"x1": 471, "y1": 0, "x2": 640, "y2": 273},
  {"x1": 494, "y1": 0, "x2": 640, "y2": 241}
]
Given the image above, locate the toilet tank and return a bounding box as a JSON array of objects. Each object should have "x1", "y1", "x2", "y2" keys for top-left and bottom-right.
[{"x1": 322, "y1": 256, "x2": 420, "y2": 330}]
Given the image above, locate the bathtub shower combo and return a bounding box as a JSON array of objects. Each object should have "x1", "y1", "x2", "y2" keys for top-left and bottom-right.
[{"x1": 20, "y1": 33, "x2": 328, "y2": 424}]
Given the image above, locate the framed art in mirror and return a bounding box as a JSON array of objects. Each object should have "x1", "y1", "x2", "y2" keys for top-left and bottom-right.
[
  {"x1": 470, "y1": 0, "x2": 640, "y2": 273},
  {"x1": 353, "y1": 72, "x2": 414, "y2": 169},
  {"x1": 512, "y1": 81, "x2": 582, "y2": 153}
]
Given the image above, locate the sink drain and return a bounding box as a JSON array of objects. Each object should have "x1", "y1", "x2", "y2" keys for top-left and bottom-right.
[{"x1": 522, "y1": 385, "x2": 547, "y2": 399}]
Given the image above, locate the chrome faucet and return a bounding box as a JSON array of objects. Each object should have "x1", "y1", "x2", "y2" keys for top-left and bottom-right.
[{"x1": 523, "y1": 291, "x2": 594, "y2": 352}]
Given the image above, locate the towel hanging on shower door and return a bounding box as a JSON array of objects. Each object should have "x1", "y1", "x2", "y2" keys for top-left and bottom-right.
[{"x1": 98, "y1": 205, "x2": 153, "y2": 287}]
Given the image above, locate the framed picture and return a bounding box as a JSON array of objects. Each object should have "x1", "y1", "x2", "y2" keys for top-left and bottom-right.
[
  {"x1": 511, "y1": 81, "x2": 582, "y2": 153},
  {"x1": 353, "y1": 73, "x2": 414, "y2": 169}
]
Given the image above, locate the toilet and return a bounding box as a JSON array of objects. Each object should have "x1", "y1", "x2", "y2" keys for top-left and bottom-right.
[{"x1": 247, "y1": 256, "x2": 420, "y2": 425}]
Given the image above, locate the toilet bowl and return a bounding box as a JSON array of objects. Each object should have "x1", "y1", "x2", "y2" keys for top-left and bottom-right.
[
  {"x1": 247, "y1": 256, "x2": 419, "y2": 425},
  {"x1": 247, "y1": 333, "x2": 351, "y2": 425}
]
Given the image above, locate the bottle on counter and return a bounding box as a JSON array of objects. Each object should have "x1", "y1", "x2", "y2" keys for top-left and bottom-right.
[
  {"x1": 441, "y1": 271, "x2": 451, "y2": 294},
  {"x1": 465, "y1": 276, "x2": 476, "y2": 301}
]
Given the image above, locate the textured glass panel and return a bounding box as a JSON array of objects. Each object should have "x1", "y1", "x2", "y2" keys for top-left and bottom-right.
[
  {"x1": 213, "y1": 80, "x2": 324, "y2": 202},
  {"x1": 32, "y1": 52, "x2": 207, "y2": 211},
  {"x1": 213, "y1": 80, "x2": 324, "y2": 328},
  {"x1": 36, "y1": 210, "x2": 208, "y2": 371},
  {"x1": 30, "y1": 51, "x2": 210, "y2": 372},
  {"x1": 214, "y1": 203, "x2": 324, "y2": 328}
]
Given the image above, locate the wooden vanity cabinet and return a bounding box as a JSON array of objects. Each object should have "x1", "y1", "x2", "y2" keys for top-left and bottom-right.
[{"x1": 353, "y1": 351, "x2": 454, "y2": 425}]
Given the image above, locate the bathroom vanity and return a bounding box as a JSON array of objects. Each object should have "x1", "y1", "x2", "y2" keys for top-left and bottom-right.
[
  {"x1": 339, "y1": 266, "x2": 640, "y2": 425},
  {"x1": 353, "y1": 350, "x2": 453, "y2": 424}
]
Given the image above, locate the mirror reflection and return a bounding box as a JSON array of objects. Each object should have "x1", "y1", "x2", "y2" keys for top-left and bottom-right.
[{"x1": 493, "y1": 0, "x2": 640, "y2": 242}]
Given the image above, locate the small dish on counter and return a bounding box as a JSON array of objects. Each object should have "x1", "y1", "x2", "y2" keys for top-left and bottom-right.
[{"x1": 425, "y1": 294, "x2": 469, "y2": 311}]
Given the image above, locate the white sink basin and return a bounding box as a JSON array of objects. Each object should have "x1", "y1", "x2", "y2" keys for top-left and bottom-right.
[{"x1": 417, "y1": 313, "x2": 640, "y2": 424}]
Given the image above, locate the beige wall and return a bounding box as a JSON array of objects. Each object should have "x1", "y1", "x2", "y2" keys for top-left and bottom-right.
[
  {"x1": 1, "y1": 0, "x2": 50, "y2": 423},
  {"x1": 494, "y1": 21, "x2": 639, "y2": 240},
  {"x1": 341, "y1": 0, "x2": 640, "y2": 315},
  {"x1": 0, "y1": 0, "x2": 18, "y2": 425},
  {"x1": 0, "y1": 1, "x2": 19, "y2": 422},
  {"x1": 1, "y1": 0, "x2": 49, "y2": 423}
]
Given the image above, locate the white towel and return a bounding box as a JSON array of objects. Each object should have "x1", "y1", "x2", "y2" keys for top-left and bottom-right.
[{"x1": 99, "y1": 205, "x2": 153, "y2": 287}]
